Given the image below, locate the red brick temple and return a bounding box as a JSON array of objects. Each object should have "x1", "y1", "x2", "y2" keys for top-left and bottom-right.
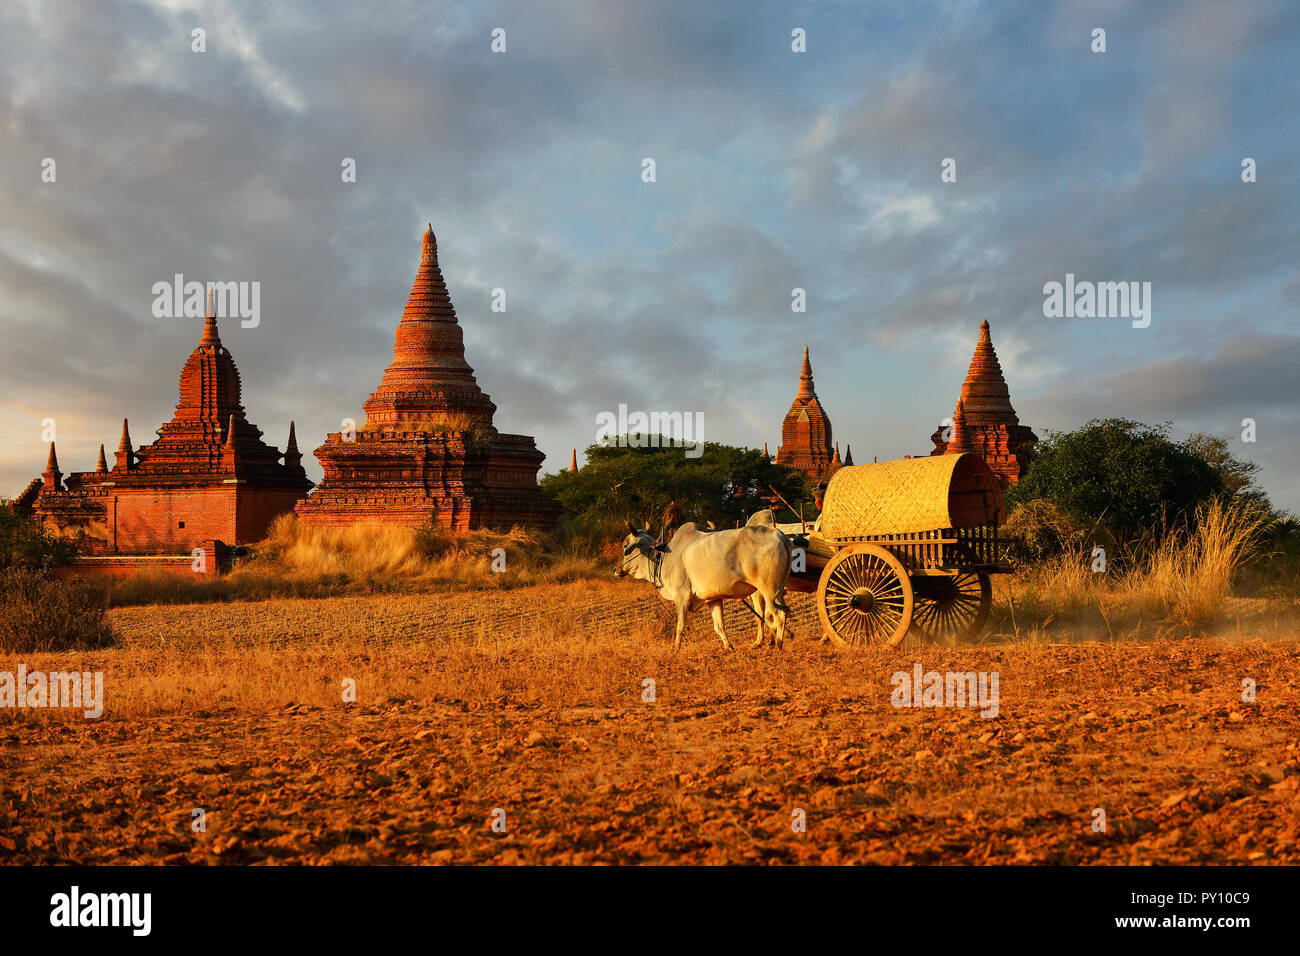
[
  {"x1": 930, "y1": 319, "x2": 1037, "y2": 487},
  {"x1": 17, "y1": 293, "x2": 312, "y2": 553},
  {"x1": 295, "y1": 225, "x2": 559, "y2": 531},
  {"x1": 775, "y1": 346, "x2": 836, "y2": 480}
]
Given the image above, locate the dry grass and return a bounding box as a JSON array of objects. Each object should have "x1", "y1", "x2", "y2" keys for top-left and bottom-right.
[
  {"x1": 106, "y1": 515, "x2": 607, "y2": 606},
  {"x1": 1137, "y1": 500, "x2": 1273, "y2": 631},
  {"x1": 0, "y1": 568, "x2": 116, "y2": 652},
  {"x1": 998, "y1": 500, "x2": 1275, "y2": 639}
]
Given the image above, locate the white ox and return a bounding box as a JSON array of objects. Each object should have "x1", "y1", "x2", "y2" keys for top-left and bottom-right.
[{"x1": 615, "y1": 510, "x2": 794, "y2": 650}]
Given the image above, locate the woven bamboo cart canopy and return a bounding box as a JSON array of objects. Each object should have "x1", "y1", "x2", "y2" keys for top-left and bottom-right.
[{"x1": 820, "y1": 453, "x2": 1005, "y2": 540}]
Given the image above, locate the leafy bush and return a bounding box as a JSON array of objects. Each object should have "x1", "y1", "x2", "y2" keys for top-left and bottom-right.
[
  {"x1": 1007, "y1": 419, "x2": 1223, "y2": 546},
  {"x1": 1000, "y1": 499, "x2": 1093, "y2": 564},
  {"x1": 0, "y1": 503, "x2": 77, "y2": 570},
  {"x1": 0, "y1": 567, "x2": 116, "y2": 652}
]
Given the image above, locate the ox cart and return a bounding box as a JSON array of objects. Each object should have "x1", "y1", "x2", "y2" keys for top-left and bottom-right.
[{"x1": 786, "y1": 453, "x2": 1011, "y2": 646}]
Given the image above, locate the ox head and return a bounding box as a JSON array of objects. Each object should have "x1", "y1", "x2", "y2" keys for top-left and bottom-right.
[{"x1": 614, "y1": 519, "x2": 669, "y2": 580}]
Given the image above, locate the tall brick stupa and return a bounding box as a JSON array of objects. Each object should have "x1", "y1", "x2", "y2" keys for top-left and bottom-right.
[
  {"x1": 295, "y1": 225, "x2": 559, "y2": 530},
  {"x1": 17, "y1": 291, "x2": 313, "y2": 553},
  {"x1": 776, "y1": 346, "x2": 836, "y2": 480},
  {"x1": 930, "y1": 319, "x2": 1037, "y2": 487}
]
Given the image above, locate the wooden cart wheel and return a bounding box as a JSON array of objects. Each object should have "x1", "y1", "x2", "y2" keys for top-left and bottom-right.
[
  {"x1": 816, "y1": 543, "x2": 914, "y2": 647},
  {"x1": 910, "y1": 571, "x2": 992, "y2": 643}
]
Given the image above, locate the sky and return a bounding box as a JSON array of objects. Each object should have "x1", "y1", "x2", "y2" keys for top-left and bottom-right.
[{"x1": 2, "y1": 0, "x2": 1298, "y2": 510}]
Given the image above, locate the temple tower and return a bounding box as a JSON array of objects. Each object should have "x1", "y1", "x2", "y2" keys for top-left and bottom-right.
[
  {"x1": 930, "y1": 319, "x2": 1037, "y2": 487},
  {"x1": 23, "y1": 289, "x2": 312, "y2": 552},
  {"x1": 296, "y1": 225, "x2": 559, "y2": 530},
  {"x1": 776, "y1": 346, "x2": 835, "y2": 480}
]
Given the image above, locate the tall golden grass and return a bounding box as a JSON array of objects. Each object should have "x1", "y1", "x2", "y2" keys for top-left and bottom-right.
[
  {"x1": 107, "y1": 515, "x2": 607, "y2": 606},
  {"x1": 999, "y1": 499, "x2": 1272, "y2": 638},
  {"x1": 1136, "y1": 499, "x2": 1272, "y2": 632}
]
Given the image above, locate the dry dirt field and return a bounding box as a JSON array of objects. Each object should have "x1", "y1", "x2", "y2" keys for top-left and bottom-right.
[{"x1": 3, "y1": 581, "x2": 1298, "y2": 865}]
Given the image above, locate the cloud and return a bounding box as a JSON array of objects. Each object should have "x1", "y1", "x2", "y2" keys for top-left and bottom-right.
[{"x1": 1, "y1": 0, "x2": 1298, "y2": 513}]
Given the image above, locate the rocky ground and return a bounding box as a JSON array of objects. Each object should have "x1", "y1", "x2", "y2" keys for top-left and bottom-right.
[{"x1": 2, "y1": 589, "x2": 1297, "y2": 864}]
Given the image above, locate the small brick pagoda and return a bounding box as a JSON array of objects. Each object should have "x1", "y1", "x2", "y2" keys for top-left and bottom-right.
[
  {"x1": 17, "y1": 293, "x2": 312, "y2": 553},
  {"x1": 930, "y1": 319, "x2": 1037, "y2": 487},
  {"x1": 776, "y1": 346, "x2": 836, "y2": 480},
  {"x1": 295, "y1": 225, "x2": 559, "y2": 531}
]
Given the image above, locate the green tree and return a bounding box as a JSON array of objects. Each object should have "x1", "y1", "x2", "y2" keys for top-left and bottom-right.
[
  {"x1": 1183, "y1": 432, "x2": 1269, "y2": 509},
  {"x1": 1005, "y1": 419, "x2": 1224, "y2": 544},
  {"x1": 540, "y1": 437, "x2": 812, "y2": 537}
]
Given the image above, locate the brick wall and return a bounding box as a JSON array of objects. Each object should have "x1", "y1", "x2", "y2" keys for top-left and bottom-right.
[
  {"x1": 235, "y1": 486, "x2": 306, "y2": 543},
  {"x1": 109, "y1": 486, "x2": 238, "y2": 554}
]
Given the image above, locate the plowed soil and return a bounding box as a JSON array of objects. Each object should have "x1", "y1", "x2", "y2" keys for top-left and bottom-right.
[{"x1": 3, "y1": 585, "x2": 1297, "y2": 864}]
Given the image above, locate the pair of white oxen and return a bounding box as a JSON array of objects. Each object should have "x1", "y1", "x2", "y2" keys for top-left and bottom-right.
[{"x1": 615, "y1": 510, "x2": 801, "y2": 650}]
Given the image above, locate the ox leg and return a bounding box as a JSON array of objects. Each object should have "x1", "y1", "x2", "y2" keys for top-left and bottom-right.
[
  {"x1": 748, "y1": 594, "x2": 768, "y2": 649},
  {"x1": 673, "y1": 602, "x2": 688, "y2": 651},
  {"x1": 710, "y1": 603, "x2": 732, "y2": 650},
  {"x1": 759, "y1": 586, "x2": 788, "y2": 650},
  {"x1": 771, "y1": 588, "x2": 789, "y2": 649}
]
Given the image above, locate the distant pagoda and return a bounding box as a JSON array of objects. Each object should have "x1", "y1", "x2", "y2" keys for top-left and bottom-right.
[
  {"x1": 776, "y1": 346, "x2": 836, "y2": 480},
  {"x1": 18, "y1": 291, "x2": 312, "y2": 553},
  {"x1": 930, "y1": 319, "x2": 1037, "y2": 487},
  {"x1": 296, "y1": 225, "x2": 559, "y2": 530}
]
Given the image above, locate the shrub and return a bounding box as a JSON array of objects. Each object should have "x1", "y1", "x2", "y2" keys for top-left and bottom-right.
[
  {"x1": 1136, "y1": 499, "x2": 1271, "y2": 632},
  {"x1": 1007, "y1": 419, "x2": 1223, "y2": 545},
  {"x1": 0, "y1": 567, "x2": 116, "y2": 652},
  {"x1": 0, "y1": 504, "x2": 78, "y2": 570},
  {"x1": 1001, "y1": 500, "x2": 1092, "y2": 564}
]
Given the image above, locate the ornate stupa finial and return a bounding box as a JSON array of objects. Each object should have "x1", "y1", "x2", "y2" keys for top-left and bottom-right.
[
  {"x1": 797, "y1": 345, "x2": 814, "y2": 398},
  {"x1": 200, "y1": 285, "x2": 221, "y2": 348}
]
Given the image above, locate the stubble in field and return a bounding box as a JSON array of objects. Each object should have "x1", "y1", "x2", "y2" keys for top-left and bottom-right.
[{"x1": 3, "y1": 582, "x2": 1298, "y2": 864}]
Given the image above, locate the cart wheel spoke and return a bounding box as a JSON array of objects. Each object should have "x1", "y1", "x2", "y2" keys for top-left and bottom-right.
[
  {"x1": 909, "y1": 564, "x2": 992, "y2": 643},
  {"x1": 816, "y1": 544, "x2": 913, "y2": 648}
]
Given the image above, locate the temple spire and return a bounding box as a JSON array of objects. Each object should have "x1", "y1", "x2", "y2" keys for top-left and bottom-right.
[
  {"x1": 844, "y1": 444, "x2": 854, "y2": 466},
  {"x1": 797, "y1": 346, "x2": 815, "y2": 399},
  {"x1": 200, "y1": 285, "x2": 221, "y2": 348},
  {"x1": 363, "y1": 223, "x2": 496, "y2": 430},
  {"x1": 569, "y1": 448, "x2": 578, "y2": 472},
  {"x1": 948, "y1": 399, "x2": 973, "y2": 454},
  {"x1": 95, "y1": 444, "x2": 108, "y2": 475},
  {"x1": 115, "y1": 418, "x2": 134, "y2": 472},
  {"x1": 43, "y1": 441, "x2": 62, "y2": 490},
  {"x1": 929, "y1": 319, "x2": 1038, "y2": 487},
  {"x1": 222, "y1": 413, "x2": 241, "y2": 468},
  {"x1": 776, "y1": 344, "x2": 834, "y2": 480},
  {"x1": 284, "y1": 421, "x2": 302, "y2": 468},
  {"x1": 958, "y1": 318, "x2": 1015, "y2": 422}
]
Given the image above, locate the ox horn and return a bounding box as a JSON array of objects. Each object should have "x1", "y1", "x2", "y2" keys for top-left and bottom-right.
[{"x1": 626, "y1": 519, "x2": 638, "y2": 535}]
